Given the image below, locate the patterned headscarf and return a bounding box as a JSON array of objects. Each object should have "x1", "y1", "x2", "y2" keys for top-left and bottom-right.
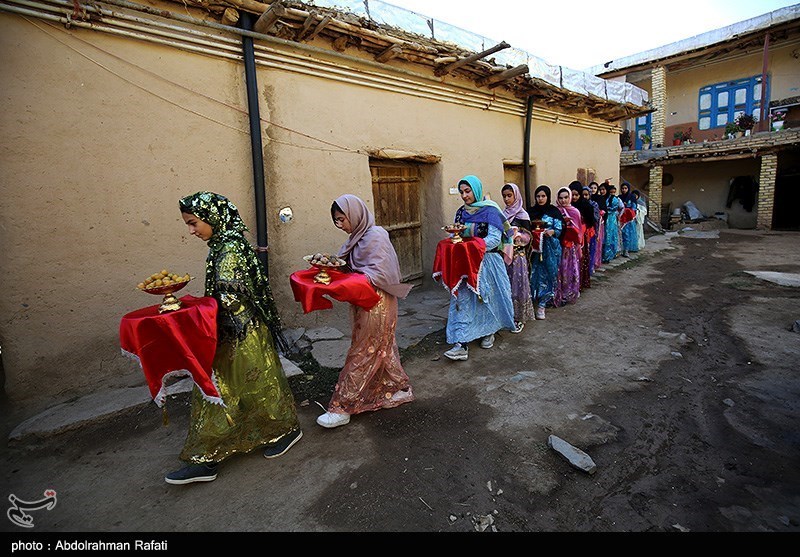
[{"x1": 179, "y1": 191, "x2": 287, "y2": 351}]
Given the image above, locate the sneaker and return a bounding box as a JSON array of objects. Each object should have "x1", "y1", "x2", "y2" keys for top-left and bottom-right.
[
  {"x1": 511, "y1": 322, "x2": 525, "y2": 334},
  {"x1": 390, "y1": 388, "x2": 413, "y2": 403},
  {"x1": 263, "y1": 429, "x2": 303, "y2": 458},
  {"x1": 316, "y1": 412, "x2": 351, "y2": 429},
  {"x1": 480, "y1": 334, "x2": 495, "y2": 349},
  {"x1": 535, "y1": 306, "x2": 546, "y2": 320},
  {"x1": 444, "y1": 343, "x2": 468, "y2": 361},
  {"x1": 164, "y1": 463, "x2": 218, "y2": 485}
]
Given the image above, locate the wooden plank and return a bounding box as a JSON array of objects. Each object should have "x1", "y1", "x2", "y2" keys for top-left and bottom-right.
[
  {"x1": 373, "y1": 176, "x2": 420, "y2": 183},
  {"x1": 382, "y1": 222, "x2": 421, "y2": 232}
]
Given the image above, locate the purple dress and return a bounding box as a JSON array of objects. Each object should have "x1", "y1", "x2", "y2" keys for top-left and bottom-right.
[{"x1": 506, "y1": 218, "x2": 535, "y2": 324}]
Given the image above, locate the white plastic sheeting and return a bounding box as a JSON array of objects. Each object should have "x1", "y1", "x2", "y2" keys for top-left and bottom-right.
[
  {"x1": 309, "y1": 0, "x2": 647, "y2": 106},
  {"x1": 586, "y1": 4, "x2": 800, "y2": 75}
]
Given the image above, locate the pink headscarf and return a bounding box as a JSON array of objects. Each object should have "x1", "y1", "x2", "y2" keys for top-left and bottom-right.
[
  {"x1": 501, "y1": 183, "x2": 530, "y2": 223},
  {"x1": 556, "y1": 186, "x2": 583, "y2": 232},
  {"x1": 335, "y1": 194, "x2": 413, "y2": 299}
]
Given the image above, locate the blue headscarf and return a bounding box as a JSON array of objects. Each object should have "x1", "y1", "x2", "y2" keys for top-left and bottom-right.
[
  {"x1": 455, "y1": 175, "x2": 508, "y2": 233},
  {"x1": 454, "y1": 175, "x2": 513, "y2": 264}
]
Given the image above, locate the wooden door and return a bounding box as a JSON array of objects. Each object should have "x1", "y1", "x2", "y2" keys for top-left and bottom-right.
[{"x1": 370, "y1": 161, "x2": 422, "y2": 281}]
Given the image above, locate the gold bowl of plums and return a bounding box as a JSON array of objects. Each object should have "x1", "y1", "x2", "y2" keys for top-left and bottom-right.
[
  {"x1": 137, "y1": 269, "x2": 193, "y2": 313},
  {"x1": 303, "y1": 253, "x2": 346, "y2": 284}
]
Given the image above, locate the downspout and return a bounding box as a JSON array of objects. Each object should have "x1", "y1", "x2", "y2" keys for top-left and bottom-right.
[
  {"x1": 239, "y1": 12, "x2": 288, "y2": 352},
  {"x1": 523, "y1": 95, "x2": 534, "y2": 207},
  {"x1": 240, "y1": 11, "x2": 268, "y2": 272},
  {"x1": 758, "y1": 32, "x2": 770, "y2": 132}
]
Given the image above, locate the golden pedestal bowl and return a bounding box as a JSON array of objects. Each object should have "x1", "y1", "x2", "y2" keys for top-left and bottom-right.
[
  {"x1": 139, "y1": 278, "x2": 193, "y2": 313},
  {"x1": 442, "y1": 223, "x2": 467, "y2": 243},
  {"x1": 303, "y1": 255, "x2": 346, "y2": 284}
]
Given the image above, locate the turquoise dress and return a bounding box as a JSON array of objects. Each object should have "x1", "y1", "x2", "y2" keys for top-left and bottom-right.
[
  {"x1": 602, "y1": 196, "x2": 623, "y2": 262},
  {"x1": 621, "y1": 198, "x2": 639, "y2": 253},
  {"x1": 445, "y1": 223, "x2": 516, "y2": 344},
  {"x1": 529, "y1": 215, "x2": 562, "y2": 308}
]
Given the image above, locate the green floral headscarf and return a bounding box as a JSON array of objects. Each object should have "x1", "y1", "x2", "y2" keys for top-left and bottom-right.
[{"x1": 180, "y1": 191, "x2": 287, "y2": 351}]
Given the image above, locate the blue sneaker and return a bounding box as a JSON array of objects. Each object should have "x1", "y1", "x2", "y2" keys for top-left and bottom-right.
[
  {"x1": 164, "y1": 463, "x2": 217, "y2": 485},
  {"x1": 263, "y1": 429, "x2": 303, "y2": 459}
]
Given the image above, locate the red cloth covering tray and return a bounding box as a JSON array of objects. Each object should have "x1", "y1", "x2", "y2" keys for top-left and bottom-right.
[
  {"x1": 560, "y1": 224, "x2": 583, "y2": 248},
  {"x1": 119, "y1": 295, "x2": 221, "y2": 408},
  {"x1": 432, "y1": 236, "x2": 486, "y2": 297},
  {"x1": 290, "y1": 268, "x2": 381, "y2": 313},
  {"x1": 529, "y1": 229, "x2": 545, "y2": 253},
  {"x1": 621, "y1": 207, "x2": 636, "y2": 225}
]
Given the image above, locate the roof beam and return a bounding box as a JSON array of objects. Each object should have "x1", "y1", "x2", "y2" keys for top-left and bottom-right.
[
  {"x1": 434, "y1": 41, "x2": 510, "y2": 76},
  {"x1": 375, "y1": 44, "x2": 403, "y2": 63},
  {"x1": 476, "y1": 64, "x2": 528, "y2": 88},
  {"x1": 253, "y1": 1, "x2": 287, "y2": 35},
  {"x1": 304, "y1": 14, "x2": 331, "y2": 42}
]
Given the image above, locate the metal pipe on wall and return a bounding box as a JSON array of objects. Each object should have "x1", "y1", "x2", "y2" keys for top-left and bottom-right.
[
  {"x1": 523, "y1": 95, "x2": 533, "y2": 207},
  {"x1": 759, "y1": 32, "x2": 770, "y2": 132},
  {"x1": 239, "y1": 10, "x2": 269, "y2": 272}
]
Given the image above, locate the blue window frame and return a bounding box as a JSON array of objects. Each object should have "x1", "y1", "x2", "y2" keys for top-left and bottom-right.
[{"x1": 698, "y1": 75, "x2": 770, "y2": 130}]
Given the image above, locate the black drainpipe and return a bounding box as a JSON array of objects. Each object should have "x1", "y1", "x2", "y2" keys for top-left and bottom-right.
[
  {"x1": 239, "y1": 13, "x2": 288, "y2": 352},
  {"x1": 239, "y1": 12, "x2": 269, "y2": 273},
  {"x1": 523, "y1": 95, "x2": 534, "y2": 207}
]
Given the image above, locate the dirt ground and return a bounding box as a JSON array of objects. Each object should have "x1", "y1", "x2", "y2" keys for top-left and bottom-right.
[{"x1": 2, "y1": 229, "x2": 799, "y2": 539}]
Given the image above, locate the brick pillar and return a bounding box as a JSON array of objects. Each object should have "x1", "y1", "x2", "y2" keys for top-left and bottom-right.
[
  {"x1": 650, "y1": 66, "x2": 666, "y2": 148},
  {"x1": 648, "y1": 165, "x2": 663, "y2": 225},
  {"x1": 757, "y1": 154, "x2": 778, "y2": 229}
]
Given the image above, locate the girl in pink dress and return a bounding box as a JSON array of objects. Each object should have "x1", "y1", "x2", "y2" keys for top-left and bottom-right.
[{"x1": 316, "y1": 194, "x2": 415, "y2": 429}]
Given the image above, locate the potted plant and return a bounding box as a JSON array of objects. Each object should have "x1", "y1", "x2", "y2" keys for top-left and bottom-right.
[
  {"x1": 672, "y1": 130, "x2": 684, "y2": 146},
  {"x1": 640, "y1": 134, "x2": 651, "y2": 149},
  {"x1": 735, "y1": 113, "x2": 757, "y2": 136},
  {"x1": 770, "y1": 108, "x2": 787, "y2": 131},
  {"x1": 620, "y1": 129, "x2": 631, "y2": 151},
  {"x1": 725, "y1": 121, "x2": 741, "y2": 139},
  {"x1": 682, "y1": 126, "x2": 693, "y2": 144}
]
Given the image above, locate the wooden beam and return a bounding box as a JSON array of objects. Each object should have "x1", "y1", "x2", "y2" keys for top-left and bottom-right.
[
  {"x1": 296, "y1": 12, "x2": 316, "y2": 41},
  {"x1": 253, "y1": 1, "x2": 287, "y2": 35},
  {"x1": 221, "y1": 7, "x2": 239, "y2": 27},
  {"x1": 305, "y1": 15, "x2": 331, "y2": 42},
  {"x1": 375, "y1": 44, "x2": 403, "y2": 63},
  {"x1": 476, "y1": 64, "x2": 528, "y2": 88},
  {"x1": 434, "y1": 41, "x2": 510, "y2": 76}
]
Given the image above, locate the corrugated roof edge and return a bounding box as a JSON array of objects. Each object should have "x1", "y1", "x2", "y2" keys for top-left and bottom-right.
[{"x1": 586, "y1": 3, "x2": 800, "y2": 76}]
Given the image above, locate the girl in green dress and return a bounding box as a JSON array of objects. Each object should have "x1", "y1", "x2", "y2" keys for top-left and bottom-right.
[{"x1": 165, "y1": 191, "x2": 302, "y2": 484}]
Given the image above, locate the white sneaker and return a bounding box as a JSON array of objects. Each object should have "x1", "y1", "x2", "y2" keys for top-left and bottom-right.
[
  {"x1": 444, "y1": 343, "x2": 468, "y2": 361},
  {"x1": 535, "y1": 306, "x2": 546, "y2": 320},
  {"x1": 316, "y1": 411, "x2": 350, "y2": 428},
  {"x1": 390, "y1": 388, "x2": 413, "y2": 403},
  {"x1": 480, "y1": 334, "x2": 495, "y2": 349},
  {"x1": 511, "y1": 322, "x2": 524, "y2": 334}
]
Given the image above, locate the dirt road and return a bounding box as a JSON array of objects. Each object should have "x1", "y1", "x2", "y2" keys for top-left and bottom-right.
[{"x1": 2, "y1": 229, "x2": 799, "y2": 537}]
